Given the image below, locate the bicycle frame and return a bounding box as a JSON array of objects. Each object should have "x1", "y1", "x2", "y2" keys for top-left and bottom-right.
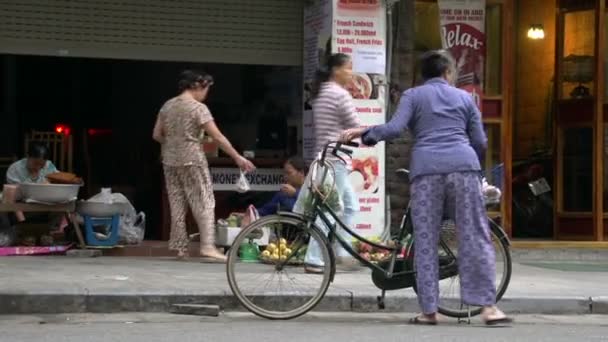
[
  {"x1": 293, "y1": 141, "x2": 416, "y2": 279},
  {"x1": 295, "y1": 141, "x2": 466, "y2": 279},
  {"x1": 312, "y1": 199, "x2": 415, "y2": 279}
]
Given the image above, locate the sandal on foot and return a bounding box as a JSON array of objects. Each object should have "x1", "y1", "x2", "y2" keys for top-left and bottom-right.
[
  {"x1": 304, "y1": 265, "x2": 324, "y2": 274},
  {"x1": 176, "y1": 251, "x2": 190, "y2": 261},
  {"x1": 199, "y1": 254, "x2": 227, "y2": 263},
  {"x1": 484, "y1": 316, "x2": 513, "y2": 326},
  {"x1": 482, "y1": 307, "x2": 513, "y2": 326},
  {"x1": 408, "y1": 316, "x2": 438, "y2": 326},
  {"x1": 200, "y1": 250, "x2": 227, "y2": 263}
]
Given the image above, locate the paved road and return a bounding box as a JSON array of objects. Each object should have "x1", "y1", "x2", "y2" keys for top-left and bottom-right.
[{"x1": 0, "y1": 312, "x2": 607, "y2": 342}]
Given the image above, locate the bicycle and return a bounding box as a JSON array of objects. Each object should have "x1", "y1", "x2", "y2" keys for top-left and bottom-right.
[{"x1": 226, "y1": 141, "x2": 512, "y2": 320}]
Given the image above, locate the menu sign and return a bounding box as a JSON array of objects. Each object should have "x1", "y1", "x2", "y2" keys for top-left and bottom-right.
[
  {"x1": 303, "y1": 0, "x2": 387, "y2": 237},
  {"x1": 438, "y1": 0, "x2": 486, "y2": 109},
  {"x1": 332, "y1": 0, "x2": 387, "y2": 237}
]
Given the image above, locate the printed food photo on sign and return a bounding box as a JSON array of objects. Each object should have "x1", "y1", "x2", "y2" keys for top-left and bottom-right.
[
  {"x1": 349, "y1": 155, "x2": 379, "y2": 194},
  {"x1": 346, "y1": 73, "x2": 378, "y2": 100}
]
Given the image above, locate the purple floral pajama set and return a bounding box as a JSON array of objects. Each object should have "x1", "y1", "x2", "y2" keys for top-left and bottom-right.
[{"x1": 362, "y1": 78, "x2": 495, "y2": 314}]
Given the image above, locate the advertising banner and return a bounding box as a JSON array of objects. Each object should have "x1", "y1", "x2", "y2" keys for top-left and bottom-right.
[
  {"x1": 303, "y1": 0, "x2": 387, "y2": 237},
  {"x1": 438, "y1": 0, "x2": 486, "y2": 109}
]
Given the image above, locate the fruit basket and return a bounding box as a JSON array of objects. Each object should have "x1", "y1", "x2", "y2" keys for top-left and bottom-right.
[
  {"x1": 353, "y1": 236, "x2": 410, "y2": 264},
  {"x1": 259, "y1": 238, "x2": 307, "y2": 266}
]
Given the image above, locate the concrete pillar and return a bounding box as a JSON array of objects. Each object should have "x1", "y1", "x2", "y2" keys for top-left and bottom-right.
[{"x1": 386, "y1": 0, "x2": 415, "y2": 232}]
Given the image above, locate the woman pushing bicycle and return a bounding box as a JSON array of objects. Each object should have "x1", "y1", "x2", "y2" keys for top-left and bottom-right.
[{"x1": 341, "y1": 50, "x2": 512, "y2": 326}]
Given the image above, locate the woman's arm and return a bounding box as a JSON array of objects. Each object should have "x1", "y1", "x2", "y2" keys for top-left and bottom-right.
[
  {"x1": 339, "y1": 92, "x2": 361, "y2": 129},
  {"x1": 341, "y1": 89, "x2": 415, "y2": 144},
  {"x1": 203, "y1": 120, "x2": 255, "y2": 172},
  {"x1": 152, "y1": 115, "x2": 165, "y2": 143},
  {"x1": 5, "y1": 163, "x2": 21, "y2": 185}
]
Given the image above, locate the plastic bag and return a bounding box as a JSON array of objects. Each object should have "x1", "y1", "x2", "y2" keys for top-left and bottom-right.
[
  {"x1": 0, "y1": 214, "x2": 16, "y2": 247},
  {"x1": 236, "y1": 171, "x2": 251, "y2": 193},
  {"x1": 246, "y1": 205, "x2": 260, "y2": 222},
  {"x1": 242, "y1": 205, "x2": 268, "y2": 244},
  {"x1": 293, "y1": 161, "x2": 344, "y2": 217},
  {"x1": 293, "y1": 160, "x2": 344, "y2": 267},
  {"x1": 86, "y1": 189, "x2": 146, "y2": 245},
  {"x1": 120, "y1": 212, "x2": 145, "y2": 245},
  {"x1": 239, "y1": 204, "x2": 260, "y2": 228},
  {"x1": 482, "y1": 178, "x2": 502, "y2": 205},
  {"x1": 88, "y1": 188, "x2": 114, "y2": 204}
]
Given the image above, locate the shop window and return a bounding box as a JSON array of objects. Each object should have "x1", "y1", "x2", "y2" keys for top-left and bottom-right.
[
  {"x1": 559, "y1": 10, "x2": 596, "y2": 100},
  {"x1": 562, "y1": 126, "x2": 593, "y2": 212},
  {"x1": 484, "y1": 123, "x2": 502, "y2": 212}
]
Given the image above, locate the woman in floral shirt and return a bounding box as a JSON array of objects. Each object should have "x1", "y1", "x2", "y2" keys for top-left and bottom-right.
[{"x1": 153, "y1": 70, "x2": 255, "y2": 261}]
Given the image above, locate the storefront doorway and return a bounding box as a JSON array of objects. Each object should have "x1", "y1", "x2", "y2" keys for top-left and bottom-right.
[
  {"x1": 0, "y1": 0, "x2": 305, "y2": 241},
  {"x1": 513, "y1": 0, "x2": 607, "y2": 241}
]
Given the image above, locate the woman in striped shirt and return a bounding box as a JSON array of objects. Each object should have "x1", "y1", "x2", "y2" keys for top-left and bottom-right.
[{"x1": 304, "y1": 53, "x2": 361, "y2": 274}]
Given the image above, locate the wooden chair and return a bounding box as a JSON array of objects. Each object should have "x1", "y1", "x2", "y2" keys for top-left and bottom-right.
[{"x1": 24, "y1": 131, "x2": 73, "y2": 173}]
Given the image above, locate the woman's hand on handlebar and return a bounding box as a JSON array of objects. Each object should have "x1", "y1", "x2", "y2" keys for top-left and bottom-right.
[{"x1": 339, "y1": 127, "x2": 366, "y2": 143}]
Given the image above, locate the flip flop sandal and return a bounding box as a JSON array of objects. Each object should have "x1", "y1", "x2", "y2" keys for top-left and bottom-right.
[
  {"x1": 304, "y1": 265, "x2": 324, "y2": 274},
  {"x1": 199, "y1": 255, "x2": 227, "y2": 264},
  {"x1": 408, "y1": 316, "x2": 438, "y2": 326},
  {"x1": 484, "y1": 317, "x2": 513, "y2": 326}
]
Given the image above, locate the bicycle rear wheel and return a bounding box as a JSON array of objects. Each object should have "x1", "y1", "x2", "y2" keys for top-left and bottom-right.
[
  {"x1": 411, "y1": 218, "x2": 512, "y2": 318},
  {"x1": 226, "y1": 215, "x2": 334, "y2": 320}
]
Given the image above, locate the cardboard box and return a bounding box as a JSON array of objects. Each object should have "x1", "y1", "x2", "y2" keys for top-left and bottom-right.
[{"x1": 216, "y1": 226, "x2": 270, "y2": 247}]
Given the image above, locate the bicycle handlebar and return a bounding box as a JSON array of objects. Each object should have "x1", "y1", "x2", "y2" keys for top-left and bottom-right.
[{"x1": 320, "y1": 141, "x2": 360, "y2": 165}]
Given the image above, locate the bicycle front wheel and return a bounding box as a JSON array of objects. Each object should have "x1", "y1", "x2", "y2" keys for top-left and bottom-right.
[
  {"x1": 411, "y1": 218, "x2": 512, "y2": 318},
  {"x1": 226, "y1": 215, "x2": 334, "y2": 320}
]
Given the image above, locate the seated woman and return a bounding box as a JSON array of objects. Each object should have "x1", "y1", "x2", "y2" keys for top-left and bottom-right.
[
  {"x1": 4, "y1": 143, "x2": 62, "y2": 231},
  {"x1": 256, "y1": 156, "x2": 308, "y2": 216},
  {"x1": 6, "y1": 143, "x2": 58, "y2": 185}
]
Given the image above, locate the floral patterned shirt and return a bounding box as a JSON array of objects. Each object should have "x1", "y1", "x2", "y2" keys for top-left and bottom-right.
[
  {"x1": 157, "y1": 96, "x2": 214, "y2": 167},
  {"x1": 6, "y1": 159, "x2": 58, "y2": 184}
]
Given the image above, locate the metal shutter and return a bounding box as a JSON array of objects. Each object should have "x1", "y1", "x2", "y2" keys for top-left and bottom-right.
[{"x1": 0, "y1": 0, "x2": 303, "y2": 65}]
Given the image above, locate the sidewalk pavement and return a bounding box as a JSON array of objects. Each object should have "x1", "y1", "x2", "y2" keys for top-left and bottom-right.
[{"x1": 0, "y1": 256, "x2": 607, "y2": 315}]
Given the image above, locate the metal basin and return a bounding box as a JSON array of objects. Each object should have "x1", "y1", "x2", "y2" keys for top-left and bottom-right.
[
  {"x1": 19, "y1": 183, "x2": 81, "y2": 203},
  {"x1": 76, "y1": 201, "x2": 129, "y2": 217}
]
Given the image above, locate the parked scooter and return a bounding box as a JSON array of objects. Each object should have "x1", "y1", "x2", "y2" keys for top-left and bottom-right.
[{"x1": 512, "y1": 152, "x2": 554, "y2": 238}]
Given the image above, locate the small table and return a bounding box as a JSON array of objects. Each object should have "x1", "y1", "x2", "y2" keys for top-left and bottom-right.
[{"x1": 0, "y1": 202, "x2": 86, "y2": 248}]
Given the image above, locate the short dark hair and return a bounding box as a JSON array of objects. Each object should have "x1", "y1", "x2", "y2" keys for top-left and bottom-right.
[
  {"x1": 419, "y1": 50, "x2": 455, "y2": 81},
  {"x1": 286, "y1": 156, "x2": 308, "y2": 174},
  {"x1": 177, "y1": 70, "x2": 214, "y2": 92},
  {"x1": 27, "y1": 143, "x2": 50, "y2": 160}
]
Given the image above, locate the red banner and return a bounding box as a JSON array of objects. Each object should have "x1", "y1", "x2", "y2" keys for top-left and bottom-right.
[{"x1": 438, "y1": 0, "x2": 486, "y2": 110}]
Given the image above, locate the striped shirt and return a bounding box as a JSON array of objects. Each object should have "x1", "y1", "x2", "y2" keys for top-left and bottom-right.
[{"x1": 311, "y1": 81, "x2": 361, "y2": 164}]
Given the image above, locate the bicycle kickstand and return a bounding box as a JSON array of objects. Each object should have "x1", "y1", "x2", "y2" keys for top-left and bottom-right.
[
  {"x1": 457, "y1": 303, "x2": 472, "y2": 325},
  {"x1": 377, "y1": 290, "x2": 386, "y2": 310}
]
